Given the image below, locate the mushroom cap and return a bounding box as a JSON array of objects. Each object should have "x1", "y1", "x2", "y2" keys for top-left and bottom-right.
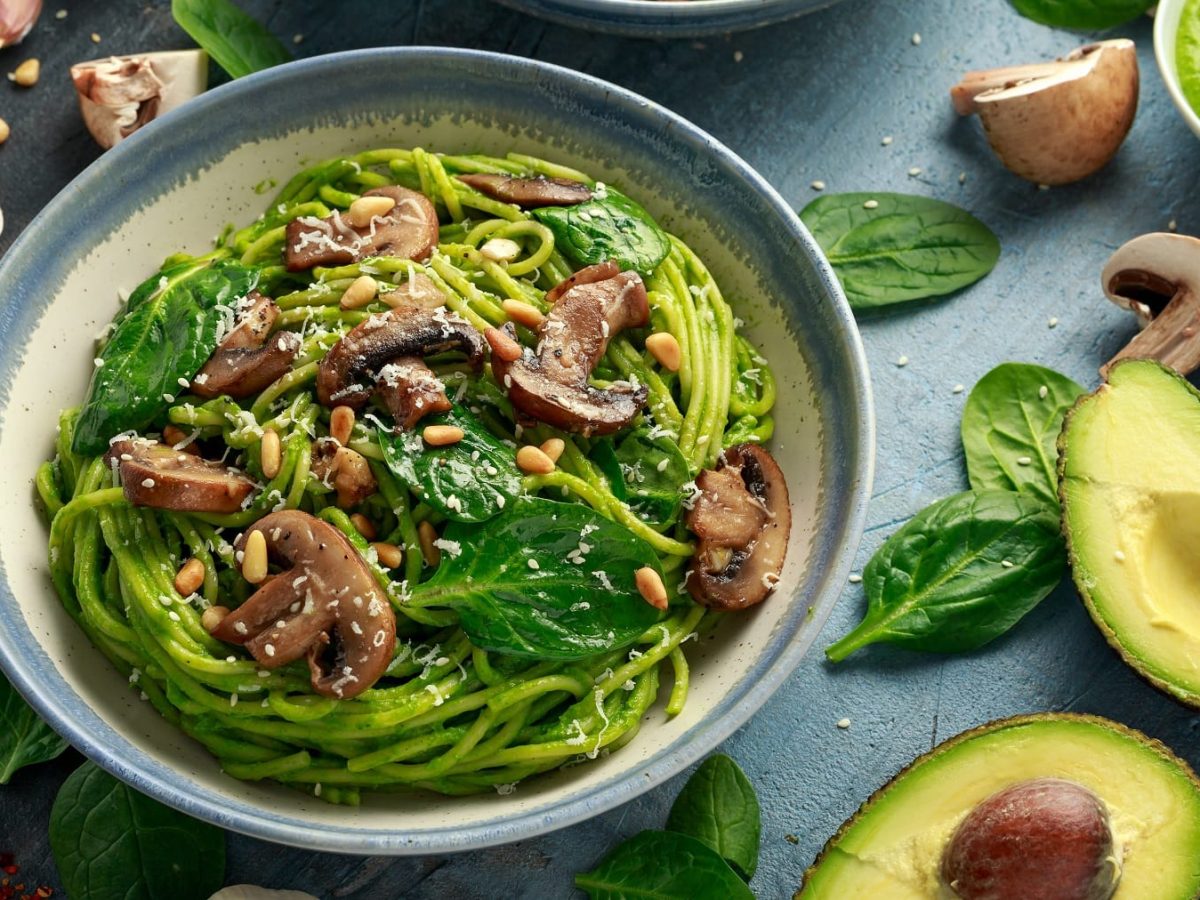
[
  {"x1": 457, "y1": 173, "x2": 592, "y2": 208},
  {"x1": 107, "y1": 438, "x2": 256, "y2": 513}
]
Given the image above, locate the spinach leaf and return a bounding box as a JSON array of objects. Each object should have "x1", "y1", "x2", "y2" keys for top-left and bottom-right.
[
  {"x1": 961, "y1": 363, "x2": 1084, "y2": 507},
  {"x1": 533, "y1": 189, "x2": 671, "y2": 274},
  {"x1": 826, "y1": 490, "x2": 1065, "y2": 661},
  {"x1": 1009, "y1": 0, "x2": 1153, "y2": 28},
  {"x1": 614, "y1": 427, "x2": 691, "y2": 526},
  {"x1": 590, "y1": 439, "x2": 629, "y2": 501},
  {"x1": 410, "y1": 497, "x2": 663, "y2": 660},
  {"x1": 49, "y1": 761, "x2": 226, "y2": 900},
  {"x1": 666, "y1": 754, "x2": 761, "y2": 881},
  {"x1": 799, "y1": 193, "x2": 999, "y2": 312},
  {"x1": 172, "y1": 0, "x2": 291, "y2": 79},
  {"x1": 0, "y1": 673, "x2": 68, "y2": 783},
  {"x1": 378, "y1": 403, "x2": 523, "y2": 523},
  {"x1": 575, "y1": 830, "x2": 754, "y2": 900},
  {"x1": 72, "y1": 260, "x2": 260, "y2": 456}
]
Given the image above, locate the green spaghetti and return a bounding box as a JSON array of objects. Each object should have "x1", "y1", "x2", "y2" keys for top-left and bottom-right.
[{"x1": 38, "y1": 147, "x2": 782, "y2": 803}]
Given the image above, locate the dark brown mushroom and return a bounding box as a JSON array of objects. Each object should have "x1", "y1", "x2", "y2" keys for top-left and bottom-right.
[
  {"x1": 191, "y1": 293, "x2": 301, "y2": 399},
  {"x1": 316, "y1": 306, "x2": 484, "y2": 430},
  {"x1": 285, "y1": 186, "x2": 439, "y2": 272},
  {"x1": 457, "y1": 173, "x2": 592, "y2": 208},
  {"x1": 107, "y1": 438, "x2": 256, "y2": 513},
  {"x1": 486, "y1": 263, "x2": 649, "y2": 436},
  {"x1": 310, "y1": 438, "x2": 378, "y2": 508},
  {"x1": 210, "y1": 510, "x2": 396, "y2": 699},
  {"x1": 685, "y1": 443, "x2": 791, "y2": 611}
]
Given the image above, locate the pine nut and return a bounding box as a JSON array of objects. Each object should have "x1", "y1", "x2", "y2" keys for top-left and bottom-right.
[
  {"x1": 330, "y1": 405, "x2": 355, "y2": 445},
  {"x1": 163, "y1": 424, "x2": 200, "y2": 455},
  {"x1": 645, "y1": 333, "x2": 682, "y2": 372},
  {"x1": 242, "y1": 530, "x2": 269, "y2": 584},
  {"x1": 502, "y1": 299, "x2": 545, "y2": 330},
  {"x1": 346, "y1": 195, "x2": 396, "y2": 228},
  {"x1": 372, "y1": 541, "x2": 403, "y2": 569},
  {"x1": 201, "y1": 605, "x2": 230, "y2": 633},
  {"x1": 350, "y1": 513, "x2": 376, "y2": 540},
  {"x1": 487, "y1": 328, "x2": 524, "y2": 362},
  {"x1": 0, "y1": 118, "x2": 9, "y2": 145},
  {"x1": 260, "y1": 429, "x2": 282, "y2": 479},
  {"x1": 635, "y1": 567, "x2": 669, "y2": 610},
  {"x1": 418, "y1": 521, "x2": 441, "y2": 568},
  {"x1": 540, "y1": 438, "x2": 565, "y2": 463},
  {"x1": 340, "y1": 274, "x2": 378, "y2": 310},
  {"x1": 174, "y1": 558, "x2": 205, "y2": 596},
  {"x1": 480, "y1": 237, "x2": 523, "y2": 263},
  {"x1": 423, "y1": 424, "x2": 464, "y2": 446},
  {"x1": 516, "y1": 445, "x2": 555, "y2": 475},
  {"x1": 11, "y1": 58, "x2": 39, "y2": 88}
]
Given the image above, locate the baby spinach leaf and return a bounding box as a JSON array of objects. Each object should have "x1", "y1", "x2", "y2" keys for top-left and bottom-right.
[
  {"x1": 533, "y1": 189, "x2": 671, "y2": 274},
  {"x1": 799, "y1": 193, "x2": 999, "y2": 312},
  {"x1": 666, "y1": 754, "x2": 761, "y2": 881},
  {"x1": 614, "y1": 427, "x2": 691, "y2": 526},
  {"x1": 72, "y1": 260, "x2": 260, "y2": 456},
  {"x1": 590, "y1": 439, "x2": 629, "y2": 502},
  {"x1": 826, "y1": 490, "x2": 1065, "y2": 661},
  {"x1": 172, "y1": 0, "x2": 291, "y2": 79},
  {"x1": 49, "y1": 761, "x2": 226, "y2": 900},
  {"x1": 410, "y1": 497, "x2": 663, "y2": 660},
  {"x1": 378, "y1": 404, "x2": 523, "y2": 523},
  {"x1": 575, "y1": 830, "x2": 755, "y2": 900},
  {"x1": 961, "y1": 363, "x2": 1084, "y2": 507},
  {"x1": 1008, "y1": 0, "x2": 1153, "y2": 28},
  {"x1": 0, "y1": 673, "x2": 68, "y2": 784}
]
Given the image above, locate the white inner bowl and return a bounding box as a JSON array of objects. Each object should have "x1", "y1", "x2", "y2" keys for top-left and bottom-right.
[{"x1": 1155, "y1": 0, "x2": 1200, "y2": 138}]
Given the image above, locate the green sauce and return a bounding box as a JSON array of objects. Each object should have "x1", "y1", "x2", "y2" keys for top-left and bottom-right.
[{"x1": 1176, "y1": 0, "x2": 1200, "y2": 114}]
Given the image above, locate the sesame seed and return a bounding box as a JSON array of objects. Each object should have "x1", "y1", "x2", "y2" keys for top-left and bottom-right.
[
  {"x1": 896, "y1": 355, "x2": 909, "y2": 367},
  {"x1": 1037, "y1": 184, "x2": 1050, "y2": 191},
  {"x1": 836, "y1": 718, "x2": 852, "y2": 729},
  {"x1": 293, "y1": 33, "x2": 304, "y2": 44},
  {"x1": 811, "y1": 179, "x2": 826, "y2": 191},
  {"x1": 881, "y1": 135, "x2": 893, "y2": 146},
  {"x1": 848, "y1": 573, "x2": 862, "y2": 583},
  {"x1": 1038, "y1": 385, "x2": 1049, "y2": 399},
  {"x1": 952, "y1": 384, "x2": 965, "y2": 394},
  {"x1": 1048, "y1": 317, "x2": 1059, "y2": 328},
  {"x1": 1114, "y1": 550, "x2": 1126, "y2": 562},
  {"x1": 1016, "y1": 456, "x2": 1032, "y2": 466},
  {"x1": 733, "y1": 50, "x2": 744, "y2": 62},
  {"x1": 55, "y1": 8, "x2": 67, "y2": 18},
  {"x1": 864, "y1": 199, "x2": 880, "y2": 209},
  {"x1": 90, "y1": 32, "x2": 101, "y2": 43},
  {"x1": 908, "y1": 167, "x2": 922, "y2": 177},
  {"x1": 958, "y1": 172, "x2": 967, "y2": 184},
  {"x1": 527, "y1": 558, "x2": 540, "y2": 570},
  {"x1": 911, "y1": 32, "x2": 921, "y2": 45},
  {"x1": 1169, "y1": 219, "x2": 1178, "y2": 232},
  {"x1": 1001, "y1": 560, "x2": 1014, "y2": 568}
]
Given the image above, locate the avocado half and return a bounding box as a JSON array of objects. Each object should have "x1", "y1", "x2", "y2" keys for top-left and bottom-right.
[
  {"x1": 797, "y1": 713, "x2": 1200, "y2": 899},
  {"x1": 1059, "y1": 359, "x2": 1200, "y2": 706}
]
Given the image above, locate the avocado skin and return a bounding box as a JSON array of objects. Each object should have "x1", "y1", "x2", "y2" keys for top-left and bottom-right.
[{"x1": 795, "y1": 712, "x2": 1200, "y2": 898}]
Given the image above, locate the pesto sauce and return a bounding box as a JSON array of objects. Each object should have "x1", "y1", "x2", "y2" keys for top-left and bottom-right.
[{"x1": 1176, "y1": 0, "x2": 1200, "y2": 115}]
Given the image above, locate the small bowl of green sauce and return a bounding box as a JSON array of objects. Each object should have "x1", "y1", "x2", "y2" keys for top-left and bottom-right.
[{"x1": 1156, "y1": 0, "x2": 1200, "y2": 137}]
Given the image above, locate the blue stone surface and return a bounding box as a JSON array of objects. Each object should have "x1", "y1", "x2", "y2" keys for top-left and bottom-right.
[{"x1": 0, "y1": 0, "x2": 1193, "y2": 897}]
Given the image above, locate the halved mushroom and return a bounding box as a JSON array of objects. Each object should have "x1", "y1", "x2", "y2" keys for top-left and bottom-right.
[
  {"x1": 950, "y1": 39, "x2": 1138, "y2": 186},
  {"x1": 316, "y1": 306, "x2": 484, "y2": 430},
  {"x1": 285, "y1": 186, "x2": 439, "y2": 272},
  {"x1": 457, "y1": 173, "x2": 592, "y2": 208},
  {"x1": 107, "y1": 438, "x2": 256, "y2": 513},
  {"x1": 192, "y1": 292, "x2": 301, "y2": 399},
  {"x1": 1099, "y1": 233, "x2": 1200, "y2": 378},
  {"x1": 210, "y1": 510, "x2": 396, "y2": 699},
  {"x1": 485, "y1": 263, "x2": 650, "y2": 436},
  {"x1": 686, "y1": 443, "x2": 791, "y2": 611}
]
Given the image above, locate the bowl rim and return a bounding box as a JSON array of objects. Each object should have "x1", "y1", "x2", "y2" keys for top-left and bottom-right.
[
  {"x1": 491, "y1": 0, "x2": 844, "y2": 35},
  {"x1": 0, "y1": 46, "x2": 875, "y2": 854},
  {"x1": 1154, "y1": 0, "x2": 1200, "y2": 139}
]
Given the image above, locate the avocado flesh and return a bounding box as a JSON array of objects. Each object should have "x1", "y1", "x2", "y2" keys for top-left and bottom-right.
[
  {"x1": 799, "y1": 715, "x2": 1200, "y2": 899},
  {"x1": 1060, "y1": 360, "x2": 1200, "y2": 704}
]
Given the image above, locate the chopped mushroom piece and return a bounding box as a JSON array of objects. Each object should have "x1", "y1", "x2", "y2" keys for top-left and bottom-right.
[
  {"x1": 486, "y1": 262, "x2": 650, "y2": 436},
  {"x1": 381, "y1": 272, "x2": 447, "y2": 310},
  {"x1": 686, "y1": 444, "x2": 791, "y2": 611},
  {"x1": 192, "y1": 292, "x2": 301, "y2": 399},
  {"x1": 285, "y1": 186, "x2": 438, "y2": 271},
  {"x1": 310, "y1": 438, "x2": 377, "y2": 508},
  {"x1": 106, "y1": 438, "x2": 256, "y2": 513},
  {"x1": 210, "y1": 510, "x2": 396, "y2": 699},
  {"x1": 457, "y1": 173, "x2": 592, "y2": 208}
]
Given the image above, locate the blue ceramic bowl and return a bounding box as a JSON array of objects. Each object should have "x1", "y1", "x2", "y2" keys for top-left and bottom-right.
[
  {"x1": 493, "y1": 0, "x2": 846, "y2": 38},
  {"x1": 0, "y1": 48, "x2": 873, "y2": 853}
]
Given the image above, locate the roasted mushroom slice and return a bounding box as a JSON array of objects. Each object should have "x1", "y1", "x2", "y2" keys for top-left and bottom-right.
[
  {"x1": 686, "y1": 444, "x2": 791, "y2": 611},
  {"x1": 192, "y1": 293, "x2": 301, "y2": 399},
  {"x1": 107, "y1": 438, "x2": 256, "y2": 513},
  {"x1": 458, "y1": 173, "x2": 592, "y2": 208},
  {"x1": 285, "y1": 186, "x2": 439, "y2": 272},
  {"x1": 310, "y1": 438, "x2": 378, "y2": 508},
  {"x1": 381, "y1": 272, "x2": 447, "y2": 310},
  {"x1": 210, "y1": 510, "x2": 396, "y2": 699},
  {"x1": 486, "y1": 263, "x2": 649, "y2": 436}
]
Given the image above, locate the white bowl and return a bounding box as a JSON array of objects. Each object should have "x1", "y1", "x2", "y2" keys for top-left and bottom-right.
[{"x1": 1155, "y1": 0, "x2": 1200, "y2": 138}]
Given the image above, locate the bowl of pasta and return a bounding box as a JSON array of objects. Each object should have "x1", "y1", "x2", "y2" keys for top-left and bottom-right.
[
  {"x1": 493, "y1": 0, "x2": 846, "y2": 36},
  {"x1": 0, "y1": 48, "x2": 873, "y2": 852}
]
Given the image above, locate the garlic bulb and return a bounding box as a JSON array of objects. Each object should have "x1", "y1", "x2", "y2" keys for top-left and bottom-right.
[{"x1": 0, "y1": 0, "x2": 41, "y2": 48}]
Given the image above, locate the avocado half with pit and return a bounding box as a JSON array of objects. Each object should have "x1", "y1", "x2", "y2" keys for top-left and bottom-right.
[
  {"x1": 1060, "y1": 359, "x2": 1200, "y2": 705},
  {"x1": 798, "y1": 713, "x2": 1200, "y2": 899}
]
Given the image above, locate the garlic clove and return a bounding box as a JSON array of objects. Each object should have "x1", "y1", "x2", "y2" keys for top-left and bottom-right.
[
  {"x1": 71, "y1": 49, "x2": 208, "y2": 150},
  {"x1": 0, "y1": 0, "x2": 41, "y2": 49}
]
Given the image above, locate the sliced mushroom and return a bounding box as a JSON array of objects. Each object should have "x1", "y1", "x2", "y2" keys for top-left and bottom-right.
[
  {"x1": 192, "y1": 293, "x2": 301, "y2": 399},
  {"x1": 950, "y1": 39, "x2": 1138, "y2": 186},
  {"x1": 310, "y1": 438, "x2": 378, "y2": 508},
  {"x1": 686, "y1": 444, "x2": 791, "y2": 612},
  {"x1": 1099, "y1": 232, "x2": 1200, "y2": 378},
  {"x1": 381, "y1": 272, "x2": 447, "y2": 310},
  {"x1": 210, "y1": 510, "x2": 396, "y2": 699},
  {"x1": 457, "y1": 173, "x2": 592, "y2": 208},
  {"x1": 107, "y1": 438, "x2": 256, "y2": 513},
  {"x1": 285, "y1": 186, "x2": 439, "y2": 272},
  {"x1": 486, "y1": 263, "x2": 649, "y2": 436},
  {"x1": 316, "y1": 306, "x2": 484, "y2": 430}
]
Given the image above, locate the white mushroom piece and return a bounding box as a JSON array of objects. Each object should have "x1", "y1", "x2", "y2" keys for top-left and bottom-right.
[
  {"x1": 1098, "y1": 232, "x2": 1200, "y2": 378},
  {"x1": 950, "y1": 40, "x2": 1138, "y2": 186},
  {"x1": 0, "y1": 0, "x2": 42, "y2": 48},
  {"x1": 70, "y1": 50, "x2": 208, "y2": 149}
]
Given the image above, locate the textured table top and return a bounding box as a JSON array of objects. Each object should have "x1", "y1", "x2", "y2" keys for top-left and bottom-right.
[{"x1": 1, "y1": 0, "x2": 1195, "y2": 897}]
